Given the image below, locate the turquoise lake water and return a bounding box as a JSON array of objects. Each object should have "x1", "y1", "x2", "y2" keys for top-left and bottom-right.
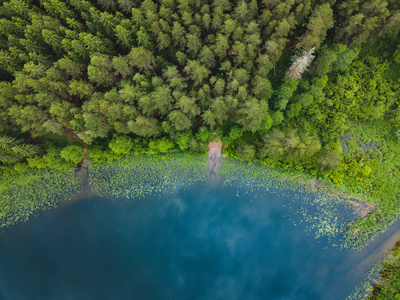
[{"x1": 0, "y1": 180, "x2": 394, "y2": 300}]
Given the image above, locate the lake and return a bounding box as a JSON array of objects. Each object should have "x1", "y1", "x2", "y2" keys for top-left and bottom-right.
[{"x1": 1, "y1": 177, "x2": 394, "y2": 300}]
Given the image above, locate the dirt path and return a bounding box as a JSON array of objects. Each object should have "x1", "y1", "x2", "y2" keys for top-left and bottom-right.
[
  {"x1": 74, "y1": 149, "x2": 91, "y2": 193},
  {"x1": 208, "y1": 139, "x2": 222, "y2": 178}
]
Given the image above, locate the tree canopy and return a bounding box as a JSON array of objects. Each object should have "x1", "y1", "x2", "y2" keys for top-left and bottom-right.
[{"x1": 0, "y1": 0, "x2": 399, "y2": 182}]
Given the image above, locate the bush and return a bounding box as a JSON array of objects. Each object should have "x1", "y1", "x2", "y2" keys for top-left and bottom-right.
[
  {"x1": 176, "y1": 131, "x2": 192, "y2": 151},
  {"x1": 87, "y1": 146, "x2": 117, "y2": 164},
  {"x1": 109, "y1": 136, "x2": 134, "y2": 155},
  {"x1": 147, "y1": 137, "x2": 175, "y2": 154},
  {"x1": 236, "y1": 144, "x2": 256, "y2": 162},
  {"x1": 60, "y1": 145, "x2": 84, "y2": 164}
]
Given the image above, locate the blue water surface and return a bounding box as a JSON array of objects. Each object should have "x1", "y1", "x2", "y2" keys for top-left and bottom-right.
[{"x1": 0, "y1": 182, "x2": 387, "y2": 300}]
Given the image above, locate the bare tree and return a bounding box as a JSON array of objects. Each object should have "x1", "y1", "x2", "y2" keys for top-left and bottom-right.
[{"x1": 285, "y1": 47, "x2": 315, "y2": 80}]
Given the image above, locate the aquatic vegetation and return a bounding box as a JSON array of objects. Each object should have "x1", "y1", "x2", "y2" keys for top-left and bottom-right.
[
  {"x1": 347, "y1": 238, "x2": 400, "y2": 300},
  {"x1": 2, "y1": 146, "x2": 384, "y2": 252},
  {"x1": 219, "y1": 158, "x2": 373, "y2": 250},
  {"x1": 366, "y1": 241, "x2": 400, "y2": 299},
  {"x1": 0, "y1": 150, "x2": 393, "y2": 299},
  {"x1": 89, "y1": 151, "x2": 384, "y2": 250},
  {"x1": 347, "y1": 263, "x2": 383, "y2": 300},
  {"x1": 0, "y1": 0, "x2": 398, "y2": 297},
  {"x1": 89, "y1": 154, "x2": 209, "y2": 201},
  {"x1": 0, "y1": 169, "x2": 83, "y2": 233}
]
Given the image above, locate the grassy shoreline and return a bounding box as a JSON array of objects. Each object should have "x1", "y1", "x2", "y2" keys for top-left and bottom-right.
[
  {"x1": 367, "y1": 240, "x2": 400, "y2": 299},
  {"x1": 1, "y1": 149, "x2": 394, "y2": 248}
]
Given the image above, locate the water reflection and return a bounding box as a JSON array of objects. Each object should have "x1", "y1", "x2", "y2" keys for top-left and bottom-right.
[
  {"x1": 208, "y1": 140, "x2": 222, "y2": 184},
  {"x1": 0, "y1": 182, "x2": 397, "y2": 300}
]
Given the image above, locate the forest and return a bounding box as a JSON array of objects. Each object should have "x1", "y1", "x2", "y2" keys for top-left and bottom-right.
[
  {"x1": 1, "y1": 0, "x2": 399, "y2": 171},
  {"x1": 0, "y1": 0, "x2": 400, "y2": 296}
]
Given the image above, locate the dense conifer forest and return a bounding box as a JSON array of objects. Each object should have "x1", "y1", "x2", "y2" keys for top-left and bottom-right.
[
  {"x1": 0, "y1": 0, "x2": 399, "y2": 168},
  {"x1": 1, "y1": 0, "x2": 400, "y2": 296}
]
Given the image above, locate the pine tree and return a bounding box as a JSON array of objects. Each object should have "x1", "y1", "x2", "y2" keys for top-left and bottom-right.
[
  {"x1": 297, "y1": 4, "x2": 334, "y2": 50},
  {"x1": 87, "y1": 54, "x2": 115, "y2": 86},
  {"x1": 236, "y1": 98, "x2": 268, "y2": 132},
  {"x1": 127, "y1": 116, "x2": 159, "y2": 137},
  {"x1": 0, "y1": 135, "x2": 39, "y2": 164},
  {"x1": 168, "y1": 110, "x2": 192, "y2": 131},
  {"x1": 274, "y1": 78, "x2": 298, "y2": 111}
]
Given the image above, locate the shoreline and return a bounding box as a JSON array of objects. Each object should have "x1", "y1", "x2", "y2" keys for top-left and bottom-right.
[
  {"x1": 303, "y1": 179, "x2": 376, "y2": 218},
  {"x1": 207, "y1": 139, "x2": 222, "y2": 177},
  {"x1": 208, "y1": 139, "x2": 222, "y2": 150}
]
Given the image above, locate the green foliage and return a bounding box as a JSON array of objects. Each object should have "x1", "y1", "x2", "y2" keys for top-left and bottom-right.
[
  {"x1": 0, "y1": 0, "x2": 398, "y2": 149},
  {"x1": 222, "y1": 126, "x2": 243, "y2": 145},
  {"x1": 27, "y1": 147, "x2": 76, "y2": 171},
  {"x1": 317, "y1": 148, "x2": 342, "y2": 174},
  {"x1": 60, "y1": 145, "x2": 84, "y2": 164},
  {"x1": 176, "y1": 131, "x2": 192, "y2": 151},
  {"x1": 274, "y1": 78, "x2": 298, "y2": 111},
  {"x1": 3, "y1": 0, "x2": 387, "y2": 142},
  {"x1": 368, "y1": 241, "x2": 400, "y2": 299},
  {"x1": 0, "y1": 135, "x2": 39, "y2": 164},
  {"x1": 87, "y1": 54, "x2": 115, "y2": 86},
  {"x1": 0, "y1": 0, "x2": 400, "y2": 259},
  {"x1": 108, "y1": 135, "x2": 134, "y2": 155},
  {"x1": 147, "y1": 137, "x2": 175, "y2": 154},
  {"x1": 300, "y1": 51, "x2": 399, "y2": 144},
  {"x1": 13, "y1": 162, "x2": 29, "y2": 173},
  {"x1": 196, "y1": 126, "x2": 216, "y2": 143},
  {"x1": 297, "y1": 4, "x2": 334, "y2": 50},
  {"x1": 188, "y1": 138, "x2": 208, "y2": 154},
  {"x1": 27, "y1": 156, "x2": 48, "y2": 169},
  {"x1": 271, "y1": 111, "x2": 285, "y2": 127},
  {"x1": 128, "y1": 116, "x2": 159, "y2": 137},
  {"x1": 236, "y1": 98, "x2": 269, "y2": 132},
  {"x1": 87, "y1": 146, "x2": 117, "y2": 164},
  {"x1": 260, "y1": 128, "x2": 321, "y2": 162},
  {"x1": 236, "y1": 144, "x2": 256, "y2": 162},
  {"x1": 394, "y1": 45, "x2": 400, "y2": 64}
]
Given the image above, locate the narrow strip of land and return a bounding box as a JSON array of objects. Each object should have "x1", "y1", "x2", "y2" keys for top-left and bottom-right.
[{"x1": 208, "y1": 139, "x2": 222, "y2": 177}]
